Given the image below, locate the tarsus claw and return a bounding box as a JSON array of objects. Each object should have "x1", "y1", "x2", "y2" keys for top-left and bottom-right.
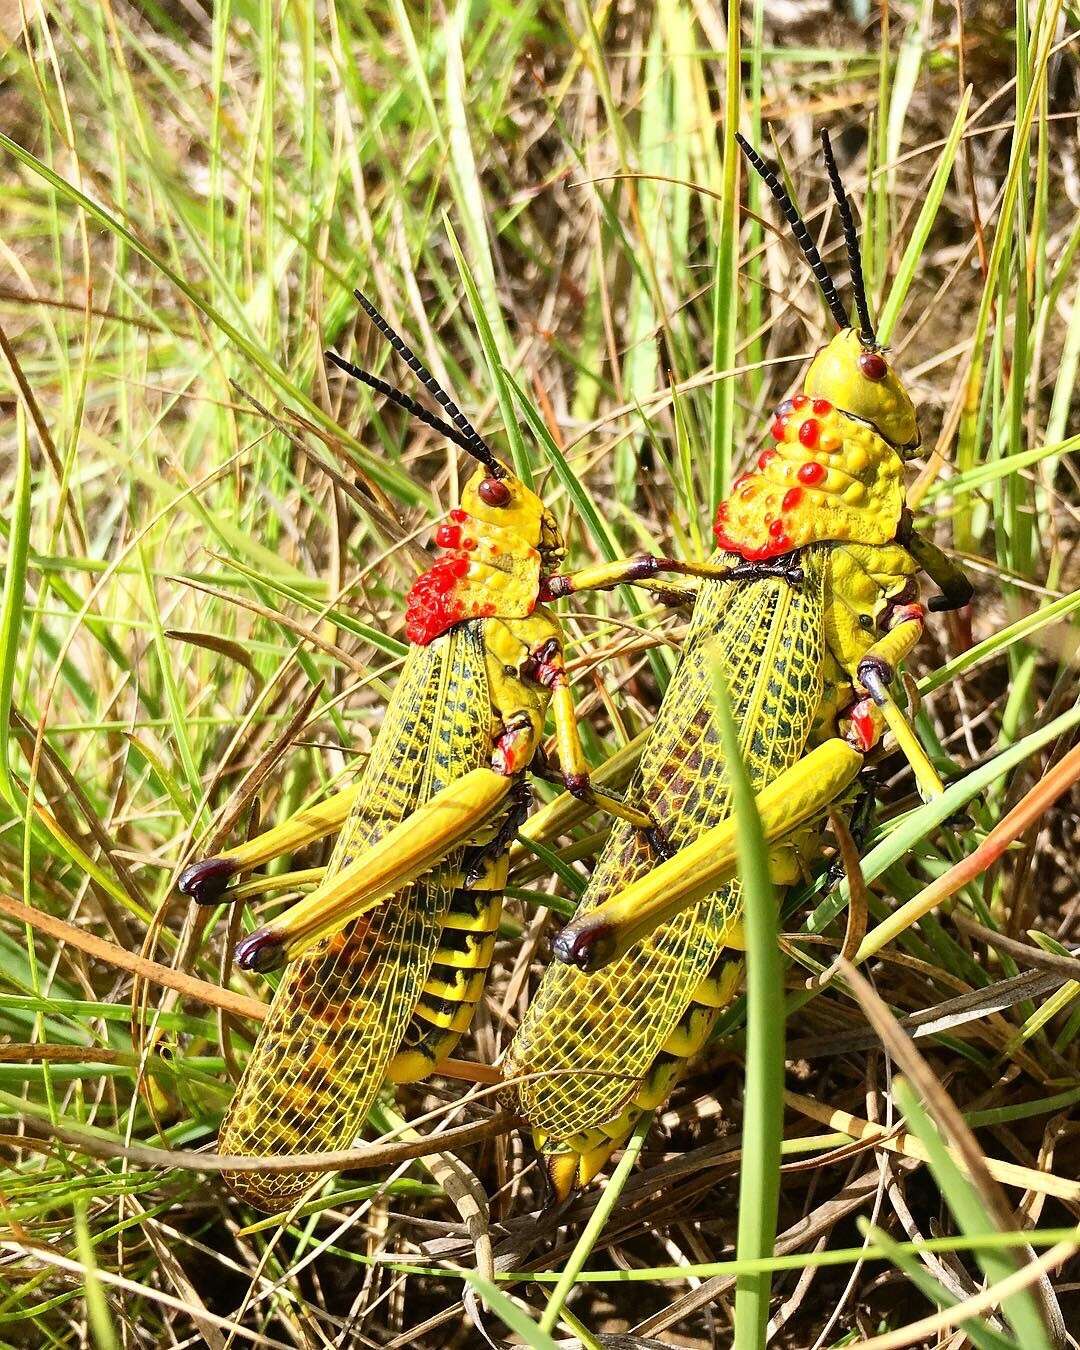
[{"x1": 645, "y1": 825, "x2": 676, "y2": 862}]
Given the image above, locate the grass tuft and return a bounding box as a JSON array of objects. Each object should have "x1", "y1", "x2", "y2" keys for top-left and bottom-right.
[{"x1": 0, "y1": 1, "x2": 1077, "y2": 1344}]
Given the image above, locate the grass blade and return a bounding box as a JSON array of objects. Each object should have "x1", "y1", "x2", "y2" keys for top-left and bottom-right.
[
  {"x1": 711, "y1": 673, "x2": 784, "y2": 1349},
  {"x1": 0, "y1": 412, "x2": 31, "y2": 811}
]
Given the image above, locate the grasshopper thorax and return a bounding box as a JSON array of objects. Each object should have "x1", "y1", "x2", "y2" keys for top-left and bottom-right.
[
  {"x1": 713, "y1": 330, "x2": 919, "y2": 563},
  {"x1": 405, "y1": 466, "x2": 564, "y2": 645}
]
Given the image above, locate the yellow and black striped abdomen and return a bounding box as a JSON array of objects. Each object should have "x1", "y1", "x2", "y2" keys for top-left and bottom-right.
[
  {"x1": 504, "y1": 552, "x2": 827, "y2": 1145},
  {"x1": 389, "y1": 885, "x2": 505, "y2": 1083},
  {"x1": 219, "y1": 625, "x2": 493, "y2": 1211}
]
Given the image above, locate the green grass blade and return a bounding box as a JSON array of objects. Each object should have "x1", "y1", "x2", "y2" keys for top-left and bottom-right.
[
  {"x1": 0, "y1": 413, "x2": 31, "y2": 810},
  {"x1": 711, "y1": 673, "x2": 784, "y2": 1350},
  {"x1": 892, "y1": 1077, "x2": 1053, "y2": 1348},
  {"x1": 876, "y1": 88, "x2": 971, "y2": 344},
  {"x1": 538, "y1": 1112, "x2": 650, "y2": 1335},
  {"x1": 0, "y1": 131, "x2": 423, "y2": 505},
  {"x1": 859, "y1": 1218, "x2": 1020, "y2": 1350},
  {"x1": 708, "y1": 0, "x2": 742, "y2": 509}
]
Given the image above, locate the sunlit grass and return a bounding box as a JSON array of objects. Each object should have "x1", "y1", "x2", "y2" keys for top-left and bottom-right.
[{"x1": 0, "y1": 0, "x2": 1077, "y2": 1344}]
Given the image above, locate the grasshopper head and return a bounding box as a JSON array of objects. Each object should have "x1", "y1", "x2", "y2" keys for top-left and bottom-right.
[
  {"x1": 736, "y1": 130, "x2": 919, "y2": 457},
  {"x1": 458, "y1": 466, "x2": 565, "y2": 568},
  {"x1": 405, "y1": 467, "x2": 563, "y2": 644},
  {"x1": 712, "y1": 132, "x2": 922, "y2": 561},
  {"x1": 804, "y1": 330, "x2": 919, "y2": 455},
  {"x1": 326, "y1": 291, "x2": 567, "y2": 642}
]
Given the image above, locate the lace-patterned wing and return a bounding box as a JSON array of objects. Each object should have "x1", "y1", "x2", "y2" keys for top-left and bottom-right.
[
  {"x1": 505, "y1": 553, "x2": 826, "y2": 1141},
  {"x1": 220, "y1": 625, "x2": 490, "y2": 1211}
]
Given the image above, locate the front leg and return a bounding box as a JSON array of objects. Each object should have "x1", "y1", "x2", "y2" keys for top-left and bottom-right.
[
  {"x1": 522, "y1": 638, "x2": 673, "y2": 856},
  {"x1": 845, "y1": 604, "x2": 945, "y2": 803},
  {"x1": 538, "y1": 550, "x2": 803, "y2": 603},
  {"x1": 897, "y1": 515, "x2": 973, "y2": 613}
]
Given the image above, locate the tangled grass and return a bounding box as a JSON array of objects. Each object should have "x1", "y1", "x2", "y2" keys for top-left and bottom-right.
[{"x1": 0, "y1": 0, "x2": 1078, "y2": 1344}]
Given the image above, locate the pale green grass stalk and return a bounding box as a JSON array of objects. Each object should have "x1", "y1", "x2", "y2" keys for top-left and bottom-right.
[
  {"x1": 538, "y1": 1113, "x2": 651, "y2": 1335},
  {"x1": 712, "y1": 674, "x2": 784, "y2": 1350}
]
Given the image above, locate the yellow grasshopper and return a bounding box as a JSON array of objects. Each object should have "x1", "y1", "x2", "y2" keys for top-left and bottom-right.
[
  {"x1": 502, "y1": 131, "x2": 973, "y2": 1198},
  {"x1": 180, "y1": 290, "x2": 763, "y2": 1212}
]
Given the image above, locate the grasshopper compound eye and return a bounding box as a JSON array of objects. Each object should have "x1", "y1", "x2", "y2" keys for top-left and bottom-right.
[
  {"x1": 478, "y1": 476, "x2": 511, "y2": 507},
  {"x1": 859, "y1": 351, "x2": 889, "y2": 382}
]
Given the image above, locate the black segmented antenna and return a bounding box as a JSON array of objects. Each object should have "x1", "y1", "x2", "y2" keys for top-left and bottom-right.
[
  {"x1": 351, "y1": 289, "x2": 505, "y2": 477},
  {"x1": 735, "y1": 132, "x2": 852, "y2": 334},
  {"x1": 324, "y1": 351, "x2": 480, "y2": 457},
  {"x1": 819, "y1": 129, "x2": 877, "y2": 347}
]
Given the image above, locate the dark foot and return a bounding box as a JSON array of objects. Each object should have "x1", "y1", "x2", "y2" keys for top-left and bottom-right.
[
  {"x1": 824, "y1": 855, "x2": 847, "y2": 888},
  {"x1": 928, "y1": 582, "x2": 974, "y2": 613},
  {"x1": 463, "y1": 778, "x2": 531, "y2": 886},
  {"x1": 234, "y1": 927, "x2": 286, "y2": 973},
  {"x1": 856, "y1": 655, "x2": 895, "y2": 706},
  {"x1": 823, "y1": 771, "x2": 879, "y2": 887},
  {"x1": 847, "y1": 781, "x2": 879, "y2": 855},
  {"x1": 177, "y1": 857, "x2": 238, "y2": 905},
  {"x1": 644, "y1": 824, "x2": 676, "y2": 862}
]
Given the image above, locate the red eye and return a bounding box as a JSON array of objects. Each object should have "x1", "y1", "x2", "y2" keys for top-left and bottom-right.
[
  {"x1": 859, "y1": 351, "x2": 888, "y2": 382},
  {"x1": 478, "y1": 477, "x2": 511, "y2": 507}
]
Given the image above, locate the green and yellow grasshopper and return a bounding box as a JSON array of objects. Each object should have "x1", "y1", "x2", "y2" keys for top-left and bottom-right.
[
  {"x1": 502, "y1": 131, "x2": 973, "y2": 1198},
  {"x1": 180, "y1": 291, "x2": 758, "y2": 1212}
]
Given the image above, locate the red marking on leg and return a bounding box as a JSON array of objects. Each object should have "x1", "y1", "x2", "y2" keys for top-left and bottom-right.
[
  {"x1": 782, "y1": 487, "x2": 803, "y2": 512},
  {"x1": 492, "y1": 736, "x2": 527, "y2": 776},
  {"x1": 798, "y1": 418, "x2": 820, "y2": 448},
  {"x1": 812, "y1": 398, "x2": 832, "y2": 415},
  {"x1": 850, "y1": 703, "x2": 878, "y2": 752},
  {"x1": 757, "y1": 448, "x2": 777, "y2": 470},
  {"x1": 792, "y1": 393, "x2": 809, "y2": 410},
  {"x1": 888, "y1": 602, "x2": 925, "y2": 629}
]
